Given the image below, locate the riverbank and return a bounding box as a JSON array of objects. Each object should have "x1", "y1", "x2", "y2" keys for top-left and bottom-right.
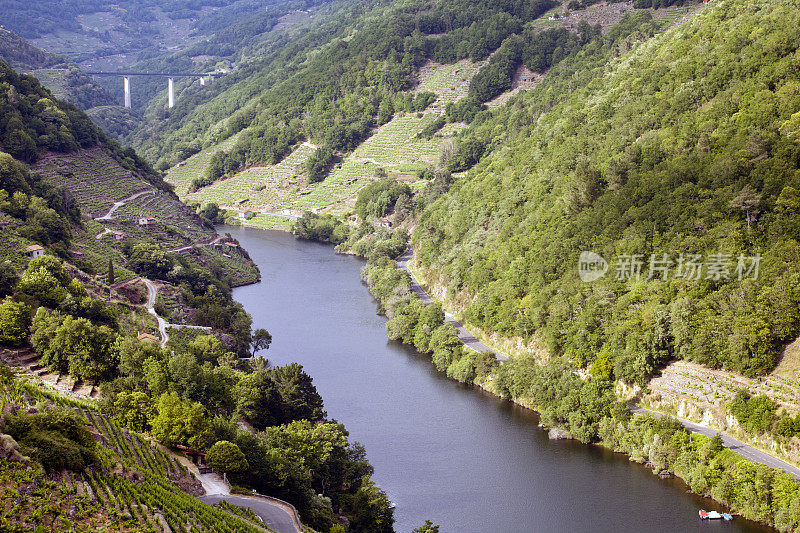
[
  {"x1": 225, "y1": 221, "x2": 798, "y2": 529},
  {"x1": 230, "y1": 226, "x2": 774, "y2": 532},
  {"x1": 359, "y1": 248, "x2": 800, "y2": 531}
]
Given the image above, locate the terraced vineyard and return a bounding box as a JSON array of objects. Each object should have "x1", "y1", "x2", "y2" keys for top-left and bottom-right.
[
  {"x1": 0, "y1": 371, "x2": 272, "y2": 533},
  {"x1": 183, "y1": 143, "x2": 317, "y2": 213},
  {"x1": 0, "y1": 214, "x2": 38, "y2": 268},
  {"x1": 166, "y1": 134, "x2": 242, "y2": 197},
  {"x1": 167, "y1": 61, "x2": 483, "y2": 226},
  {"x1": 33, "y1": 148, "x2": 153, "y2": 218},
  {"x1": 414, "y1": 59, "x2": 484, "y2": 107}
]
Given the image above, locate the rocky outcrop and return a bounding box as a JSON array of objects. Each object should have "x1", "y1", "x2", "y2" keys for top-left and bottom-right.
[{"x1": 548, "y1": 428, "x2": 574, "y2": 440}]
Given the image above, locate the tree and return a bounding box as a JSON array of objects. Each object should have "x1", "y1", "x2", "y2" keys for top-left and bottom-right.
[
  {"x1": 113, "y1": 391, "x2": 155, "y2": 432},
  {"x1": 206, "y1": 440, "x2": 248, "y2": 478},
  {"x1": 251, "y1": 328, "x2": 272, "y2": 356},
  {"x1": 414, "y1": 521, "x2": 440, "y2": 533},
  {"x1": 272, "y1": 363, "x2": 326, "y2": 423},
  {"x1": 730, "y1": 185, "x2": 761, "y2": 229},
  {"x1": 151, "y1": 392, "x2": 212, "y2": 449},
  {"x1": 235, "y1": 370, "x2": 281, "y2": 430},
  {"x1": 0, "y1": 298, "x2": 30, "y2": 346},
  {"x1": 0, "y1": 261, "x2": 19, "y2": 297}
]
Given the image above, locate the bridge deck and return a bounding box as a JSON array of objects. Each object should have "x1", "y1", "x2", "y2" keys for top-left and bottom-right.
[{"x1": 85, "y1": 72, "x2": 221, "y2": 77}]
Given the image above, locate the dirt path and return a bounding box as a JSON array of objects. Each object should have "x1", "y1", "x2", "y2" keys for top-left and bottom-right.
[
  {"x1": 169, "y1": 235, "x2": 224, "y2": 253},
  {"x1": 94, "y1": 189, "x2": 155, "y2": 220},
  {"x1": 141, "y1": 278, "x2": 212, "y2": 349}
]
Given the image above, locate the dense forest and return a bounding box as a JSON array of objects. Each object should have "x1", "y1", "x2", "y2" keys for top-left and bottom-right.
[{"x1": 414, "y1": 0, "x2": 800, "y2": 385}]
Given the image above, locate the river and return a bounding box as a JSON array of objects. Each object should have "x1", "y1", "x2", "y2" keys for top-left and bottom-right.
[{"x1": 227, "y1": 227, "x2": 771, "y2": 533}]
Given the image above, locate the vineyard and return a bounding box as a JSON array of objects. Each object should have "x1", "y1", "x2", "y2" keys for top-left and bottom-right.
[
  {"x1": 166, "y1": 134, "x2": 242, "y2": 197},
  {"x1": 32, "y1": 148, "x2": 152, "y2": 218},
  {"x1": 171, "y1": 60, "x2": 483, "y2": 225},
  {"x1": 0, "y1": 371, "x2": 274, "y2": 533},
  {"x1": 0, "y1": 214, "x2": 38, "y2": 268}
]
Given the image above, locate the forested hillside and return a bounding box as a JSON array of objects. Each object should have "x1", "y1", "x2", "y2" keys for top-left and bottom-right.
[
  {"x1": 413, "y1": 0, "x2": 800, "y2": 385},
  {"x1": 129, "y1": 0, "x2": 561, "y2": 168},
  {"x1": 0, "y1": 29, "x2": 117, "y2": 111},
  {"x1": 0, "y1": 60, "x2": 395, "y2": 532}
]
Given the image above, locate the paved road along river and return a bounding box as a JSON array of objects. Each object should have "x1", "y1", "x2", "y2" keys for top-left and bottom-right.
[{"x1": 227, "y1": 227, "x2": 772, "y2": 533}]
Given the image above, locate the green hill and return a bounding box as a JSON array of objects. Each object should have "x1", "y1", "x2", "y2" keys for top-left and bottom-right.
[
  {"x1": 0, "y1": 369, "x2": 272, "y2": 532},
  {"x1": 412, "y1": 0, "x2": 800, "y2": 384},
  {"x1": 0, "y1": 29, "x2": 117, "y2": 110},
  {"x1": 0, "y1": 61, "x2": 394, "y2": 532}
]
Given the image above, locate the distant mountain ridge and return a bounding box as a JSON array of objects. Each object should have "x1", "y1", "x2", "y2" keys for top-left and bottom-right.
[{"x1": 0, "y1": 29, "x2": 117, "y2": 110}]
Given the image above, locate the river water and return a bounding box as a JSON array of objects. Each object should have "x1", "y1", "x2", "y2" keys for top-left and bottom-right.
[{"x1": 227, "y1": 227, "x2": 770, "y2": 533}]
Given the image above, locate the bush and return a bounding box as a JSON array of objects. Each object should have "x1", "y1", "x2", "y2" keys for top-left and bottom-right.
[{"x1": 4, "y1": 407, "x2": 97, "y2": 471}]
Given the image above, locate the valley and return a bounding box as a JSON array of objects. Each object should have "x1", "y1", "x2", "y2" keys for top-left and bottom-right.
[{"x1": 3, "y1": 0, "x2": 800, "y2": 532}]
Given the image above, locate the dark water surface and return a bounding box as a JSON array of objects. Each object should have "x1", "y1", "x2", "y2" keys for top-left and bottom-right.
[{"x1": 228, "y1": 227, "x2": 770, "y2": 533}]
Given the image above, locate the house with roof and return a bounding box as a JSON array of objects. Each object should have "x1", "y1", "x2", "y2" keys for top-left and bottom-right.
[
  {"x1": 138, "y1": 216, "x2": 157, "y2": 227},
  {"x1": 23, "y1": 244, "x2": 44, "y2": 259},
  {"x1": 238, "y1": 209, "x2": 255, "y2": 220},
  {"x1": 137, "y1": 332, "x2": 158, "y2": 343}
]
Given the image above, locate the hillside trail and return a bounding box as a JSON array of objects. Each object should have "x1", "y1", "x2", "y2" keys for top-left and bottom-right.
[
  {"x1": 141, "y1": 278, "x2": 212, "y2": 349},
  {"x1": 94, "y1": 189, "x2": 155, "y2": 220}
]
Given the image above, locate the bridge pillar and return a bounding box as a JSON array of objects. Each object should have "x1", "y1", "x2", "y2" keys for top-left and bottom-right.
[
  {"x1": 123, "y1": 76, "x2": 131, "y2": 108},
  {"x1": 168, "y1": 77, "x2": 175, "y2": 108}
]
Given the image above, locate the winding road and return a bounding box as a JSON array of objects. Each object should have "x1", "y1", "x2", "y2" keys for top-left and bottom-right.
[
  {"x1": 397, "y1": 249, "x2": 800, "y2": 481},
  {"x1": 141, "y1": 278, "x2": 211, "y2": 349},
  {"x1": 201, "y1": 494, "x2": 301, "y2": 533},
  {"x1": 630, "y1": 405, "x2": 800, "y2": 481},
  {"x1": 94, "y1": 189, "x2": 155, "y2": 220},
  {"x1": 396, "y1": 249, "x2": 507, "y2": 361},
  {"x1": 174, "y1": 455, "x2": 301, "y2": 533}
]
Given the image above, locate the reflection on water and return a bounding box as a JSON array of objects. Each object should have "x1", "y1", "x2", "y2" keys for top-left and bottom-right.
[{"x1": 228, "y1": 227, "x2": 771, "y2": 533}]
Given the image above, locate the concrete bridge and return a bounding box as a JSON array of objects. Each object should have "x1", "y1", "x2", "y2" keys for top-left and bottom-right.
[{"x1": 85, "y1": 71, "x2": 224, "y2": 109}]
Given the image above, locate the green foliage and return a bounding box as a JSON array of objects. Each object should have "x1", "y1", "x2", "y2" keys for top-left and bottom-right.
[
  {"x1": 150, "y1": 391, "x2": 212, "y2": 450},
  {"x1": 3, "y1": 406, "x2": 97, "y2": 471},
  {"x1": 0, "y1": 297, "x2": 30, "y2": 346},
  {"x1": 0, "y1": 261, "x2": 20, "y2": 297},
  {"x1": 31, "y1": 307, "x2": 118, "y2": 381},
  {"x1": 414, "y1": 520, "x2": 441, "y2": 533},
  {"x1": 728, "y1": 390, "x2": 779, "y2": 434},
  {"x1": 415, "y1": 2, "x2": 800, "y2": 383},
  {"x1": 343, "y1": 226, "x2": 410, "y2": 261},
  {"x1": 197, "y1": 201, "x2": 226, "y2": 226},
  {"x1": 361, "y1": 257, "x2": 486, "y2": 384},
  {"x1": 445, "y1": 97, "x2": 486, "y2": 124},
  {"x1": 355, "y1": 178, "x2": 412, "y2": 221},
  {"x1": 292, "y1": 212, "x2": 350, "y2": 245},
  {"x1": 112, "y1": 391, "x2": 155, "y2": 433},
  {"x1": 206, "y1": 440, "x2": 248, "y2": 474},
  {"x1": 306, "y1": 147, "x2": 336, "y2": 184},
  {"x1": 251, "y1": 327, "x2": 272, "y2": 356}
]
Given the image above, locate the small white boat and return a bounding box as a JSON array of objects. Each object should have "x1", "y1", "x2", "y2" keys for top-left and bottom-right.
[{"x1": 707, "y1": 511, "x2": 723, "y2": 519}]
